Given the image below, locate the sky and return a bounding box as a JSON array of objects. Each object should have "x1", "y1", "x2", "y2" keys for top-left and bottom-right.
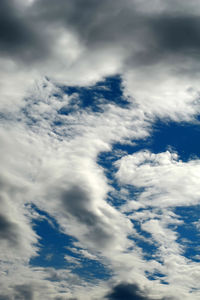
[{"x1": 1, "y1": 0, "x2": 200, "y2": 299}]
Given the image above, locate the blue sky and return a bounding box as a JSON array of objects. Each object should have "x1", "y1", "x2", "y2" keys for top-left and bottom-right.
[{"x1": 1, "y1": 1, "x2": 200, "y2": 299}]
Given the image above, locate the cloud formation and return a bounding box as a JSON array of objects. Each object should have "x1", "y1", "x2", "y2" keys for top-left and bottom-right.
[
  {"x1": 1, "y1": 0, "x2": 200, "y2": 299},
  {"x1": 2, "y1": 0, "x2": 200, "y2": 120},
  {"x1": 115, "y1": 150, "x2": 200, "y2": 207},
  {"x1": 105, "y1": 283, "x2": 152, "y2": 300},
  {"x1": 105, "y1": 282, "x2": 176, "y2": 300}
]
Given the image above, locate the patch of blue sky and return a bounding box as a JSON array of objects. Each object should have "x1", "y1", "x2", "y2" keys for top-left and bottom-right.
[
  {"x1": 110, "y1": 119, "x2": 200, "y2": 162},
  {"x1": 71, "y1": 260, "x2": 111, "y2": 282},
  {"x1": 145, "y1": 270, "x2": 168, "y2": 284},
  {"x1": 97, "y1": 149, "x2": 122, "y2": 183},
  {"x1": 128, "y1": 220, "x2": 158, "y2": 261},
  {"x1": 174, "y1": 205, "x2": 200, "y2": 261},
  {"x1": 97, "y1": 150, "x2": 128, "y2": 208},
  {"x1": 59, "y1": 75, "x2": 130, "y2": 115},
  {"x1": 148, "y1": 120, "x2": 200, "y2": 161},
  {"x1": 30, "y1": 207, "x2": 76, "y2": 269},
  {"x1": 30, "y1": 206, "x2": 111, "y2": 280}
]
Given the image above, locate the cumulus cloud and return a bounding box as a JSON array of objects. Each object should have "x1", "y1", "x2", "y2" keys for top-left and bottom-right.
[{"x1": 115, "y1": 150, "x2": 200, "y2": 207}]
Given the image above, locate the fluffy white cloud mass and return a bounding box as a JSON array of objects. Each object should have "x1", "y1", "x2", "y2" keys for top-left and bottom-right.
[{"x1": 1, "y1": 0, "x2": 200, "y2": 299}]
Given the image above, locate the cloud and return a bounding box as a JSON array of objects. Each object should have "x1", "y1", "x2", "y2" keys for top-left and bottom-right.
[
  {"x1": 0, "y1": 213, "x2": 20, "y2": 246},
  {"x1": 0, "y1": 264, "x2": 88, "y2": 299},
  {"x1": 14, "y1": 284, "x2": 34, "y2": 300},
  {"x1": 61, "y1": 185, "x2": 113, "y2": 248},
  {"x1": 0, "y1": 0, "x2": 47, "y2": 63},
  {"x1": 114, "y1": 150, "x2": 200, "y2": 298},
  {"x1": 32, "y1": 0, "x2": 200, "y2": 59},
  {"x1": 2, "y1": 0, "x2": 200, "y2": 120},
  {"x1": 105, "y1": 283, "x2": 151, "y2": 300},
  {"x1": 0, "y1": 187, "x2": 38, "y2": 262},
  {"x1": 105, "y1": 282, "x2": 176, "y2": 300},
  {"x1": 0, "y1": 77, "x2": 142, "y2": 298},
  {"x1": 150, "y1": 15, "x2": 200, "y2": 53},
  {"x1": 115, "y1": 150, "x2": 200, "y2": 207}
]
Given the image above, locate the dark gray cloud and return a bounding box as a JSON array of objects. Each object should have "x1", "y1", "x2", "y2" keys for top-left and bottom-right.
[
  {"x1": 105, "y1": 283, "x2": 175, "y2": 300},
  {"x1": 0, "y1": 296, "x2": 11, "y2": 300},
  {"x1": 105, "y1": 283, "x2": 151, "y2": 300},
  {"x1": 0, "y1": 0, "x2": 48, "y2": 62},
  {"x1": 32, "y1": 0, "x2": 131, "y2": 44},
  {"x1": 151, "y1": 15, "x2": 200, "y2": 53},
  {"x1": 0, "y1": 213, "x2": 19, "y2": 246},
  {"x1": 61, "y1": 186, "x2": 96, "y2": 226},
  {"x1": 61, "y1": 186, "x2": 112, "y2": 248},
  {"x1": 14, "y1": 284, "x2": 34, "y2": 300},
  {"x1": 32, "y1": 0, "x2": 200, "y2": 64},
  {"x1": 2, "y1": 0, "x2": 200, "y2": 70}
]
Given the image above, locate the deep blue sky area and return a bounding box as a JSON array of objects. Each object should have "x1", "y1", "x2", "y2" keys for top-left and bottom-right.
[
  {"x1": 31, "y1": 207, "x2": 111, "y2": 280},
  {"x1": 30, "y1": 207, "x2": 75, "y2": 269},
  {"x1": 149, "y1": 120, "x2": 200, "y2": 161},
  {"x1": 175, "y1": 205, "x2": 200, "y2": 261},
  {"x1": 111, "y1": 119, "x2": 200, "y2": 162},
  {"x1": 59, "y1": 75, "x2": 130, "y2": 115}
]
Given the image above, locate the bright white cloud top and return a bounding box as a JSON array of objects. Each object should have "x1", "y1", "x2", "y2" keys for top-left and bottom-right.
[{"x1": 1, "y1": 1, "x2": 200, "y2": 299}]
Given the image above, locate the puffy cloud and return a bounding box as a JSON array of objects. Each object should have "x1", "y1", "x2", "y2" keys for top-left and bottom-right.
[{"x1": 115, "y1": 150, "x2": 200, "y2": 207}]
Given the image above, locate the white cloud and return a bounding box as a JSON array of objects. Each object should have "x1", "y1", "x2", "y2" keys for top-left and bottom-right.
[
  {"x1": 0, "y1": 76, "x2": 148, "y2": 298},
  {"x1": 114, "y1": 150, "x2": 200, "y2": 298},
  {"x1": 115, "y1": 150, "x2": 200, "y2": 207}
]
